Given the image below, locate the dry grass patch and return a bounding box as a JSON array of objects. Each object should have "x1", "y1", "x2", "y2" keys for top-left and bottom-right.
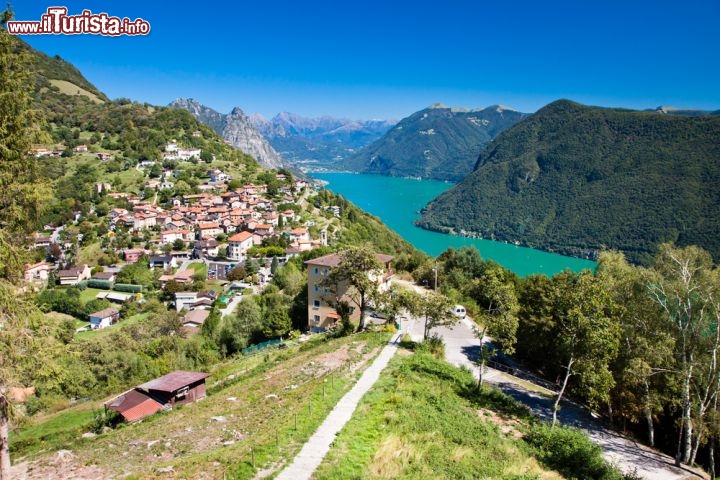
[
  {"x1": 368, "y1": 435, "x2": 419, "y2": 478},
  {"x1": 49, "y1": 79, "x2": 103, "y2": 103}
]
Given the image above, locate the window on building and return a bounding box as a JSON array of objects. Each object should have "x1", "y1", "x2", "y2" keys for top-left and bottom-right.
[
  {"x1": 313, "y1": 315, "x2": 320, "y2": 323},
  {"x1": 313, "y1": 299, "x2": 320, "y2": 308},
  {"x1": 314, "y1": 285, "x2": 319, "y2": 292},
  {"x1": 313, "y1": 267, "x2": 319, "y2": 274}
]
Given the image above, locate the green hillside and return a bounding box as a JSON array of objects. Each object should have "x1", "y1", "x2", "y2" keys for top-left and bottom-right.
[
  {"x1": 417, "y1": 100, "x2": 720, "y2": 264},
  {"x1": 16, "y1": 40, "x2": 108, "y2": 101},
  {"x1": 345, "y1": 105, "x2": 526, "y2": 181}
]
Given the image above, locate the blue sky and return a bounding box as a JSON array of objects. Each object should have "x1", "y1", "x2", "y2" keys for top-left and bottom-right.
[{"x1": 13, "y1": 0, "x2": 720, "y2": 120}]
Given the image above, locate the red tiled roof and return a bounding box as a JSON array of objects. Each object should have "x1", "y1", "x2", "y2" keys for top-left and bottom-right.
[
  {"x1": 198, "y1": 222, "x2": 220, "y2": 229},
  {"x1": 137, "y1": 371, "x2": 209, "y2": 393},
  {"x1": 106, "y1": 389, "x2": 164, "y2": 422},
  {"x1": 228, "y1": 231, "x2": 253, "y2": 242}
]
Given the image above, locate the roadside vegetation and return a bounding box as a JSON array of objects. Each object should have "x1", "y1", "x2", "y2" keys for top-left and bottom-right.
[{"x1": 315, "y1": 350, "x2": 636, "y2": 480}]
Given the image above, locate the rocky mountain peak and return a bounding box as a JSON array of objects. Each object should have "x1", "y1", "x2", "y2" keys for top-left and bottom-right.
[{"x1": 170, "y1": 99, "x2": 284, "y2": 170}]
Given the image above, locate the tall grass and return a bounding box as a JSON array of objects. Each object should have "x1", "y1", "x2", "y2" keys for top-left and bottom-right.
[{"x1": 314, "y1": 353, "x2": 561, "y2": 479}]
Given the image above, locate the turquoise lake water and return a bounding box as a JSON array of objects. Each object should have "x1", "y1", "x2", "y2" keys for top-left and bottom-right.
[{"x1": 311, "y1": 172, "x2": 596, "y2": 277}]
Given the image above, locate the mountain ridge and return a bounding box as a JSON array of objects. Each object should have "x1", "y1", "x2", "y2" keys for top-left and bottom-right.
[
  {"x1": 417, "y1": 99, "x2": 720, "y2": 264},
  {"x1": 344, "y1": 104, "x2": 528, "y2": 181}
]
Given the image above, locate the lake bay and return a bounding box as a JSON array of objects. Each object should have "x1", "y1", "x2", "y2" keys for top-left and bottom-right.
[{"x1": 311, "y1": 172, "x2": 596, "y2": 277}]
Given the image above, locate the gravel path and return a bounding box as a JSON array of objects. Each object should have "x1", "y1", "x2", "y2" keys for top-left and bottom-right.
[
  {"x1": 275, "y1": 331, "x2": 402, "y2": 480},
  {"x1": 404, "y1": 315, "x2": 706, "y2": 480}
]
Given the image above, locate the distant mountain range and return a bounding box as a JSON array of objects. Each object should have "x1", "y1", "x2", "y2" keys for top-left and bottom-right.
[
  {"x1": 417, "y1": 99, "x2": 720, "y2": 264},
  {"x1": 249, "y1": 112, "x2": 396, "y2": 170},
  {"x1": 344, "y1": 104, "x2": 528, "y2": 181},
  {"x1": 170, "y1": 98, "x2": 284, "y2": 170}
]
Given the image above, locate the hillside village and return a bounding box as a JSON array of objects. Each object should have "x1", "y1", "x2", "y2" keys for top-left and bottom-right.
[{"x1": 23, "y1": 140, "x2": 341, "y2": 335}]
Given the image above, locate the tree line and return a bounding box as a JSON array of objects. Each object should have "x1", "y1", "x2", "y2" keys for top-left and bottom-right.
[{"x1": 419, "y1": 244, "x2": 720, "y2": 475}]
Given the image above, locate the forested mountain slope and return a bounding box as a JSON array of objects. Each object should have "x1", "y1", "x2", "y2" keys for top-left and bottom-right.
[{"x1": 417, "y1": 100, "x2": 720, "y2": 263}]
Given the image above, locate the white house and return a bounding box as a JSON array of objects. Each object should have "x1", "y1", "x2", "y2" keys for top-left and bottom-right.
[
  {"x1": 89, "y1": 307, "x2": 120, "y2": 330},
  {"x1": 174, "y1": 291, "x2": 201, "y2": 312}
]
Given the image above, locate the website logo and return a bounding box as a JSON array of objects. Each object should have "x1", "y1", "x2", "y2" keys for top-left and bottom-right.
[{"x1": 6, "y1": 7, "x2": 151, "y2": 36}]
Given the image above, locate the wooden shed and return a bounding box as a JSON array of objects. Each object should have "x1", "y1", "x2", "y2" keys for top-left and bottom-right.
[{"x1": 135, "y1": 370, "x2": 209, "y2": 407}]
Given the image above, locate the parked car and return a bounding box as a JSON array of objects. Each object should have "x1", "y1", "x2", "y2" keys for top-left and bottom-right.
[{"x1": 452, "y1": 305, "x2": 466, "y2": 318}]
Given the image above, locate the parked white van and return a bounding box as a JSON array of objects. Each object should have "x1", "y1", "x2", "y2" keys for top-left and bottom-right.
[{"x1": 452, "y1": 305, "x2": 466, "y2": 318}]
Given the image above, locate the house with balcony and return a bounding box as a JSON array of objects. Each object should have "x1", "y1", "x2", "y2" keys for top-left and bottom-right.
[{"x1": 304, "y1": 252, "x2": 394, "y2": 332}]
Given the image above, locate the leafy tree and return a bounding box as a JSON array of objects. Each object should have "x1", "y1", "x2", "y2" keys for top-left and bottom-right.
[
  {"x1": 410, "y1": 291, "x2": 456, "y2": 340},
  {"x1": 467, "y1": 263, "x2": 519, "y2": 387},
  {"x1": 0, "y1": 22, "x2": 54, "y2": 468},
  {"x1": 550, "y1": 271, "x2": 620, "y2": 426},
  {"x1": 83, "y1": 298, "x2": 112, "y2": 316},
  {"x1": 226, "y1": 265, "x2": 247, "y2": 282},
  {"x1": 217, "y1": 299, "x2": 262, "y2": 355},
  {"x1": 263, "y1": 308, "x2": 291, "y2": 339},
  {"x1": 172, "y1": 238, "x2": 185, "y2": 251},
  {"x1": 646, "y1": 244, "x2": 718, "y2": 465},
  {"x1": 116, "y1": 259, "x2": 155, "y2": 287},
  {"x1": 596, "y1": 251, "x2": 674, "y2": 446}
]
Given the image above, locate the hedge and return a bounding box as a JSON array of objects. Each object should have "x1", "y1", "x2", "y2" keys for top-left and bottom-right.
[{"x1": 113, "y1": 283, "x2": 143, "y2": 293}]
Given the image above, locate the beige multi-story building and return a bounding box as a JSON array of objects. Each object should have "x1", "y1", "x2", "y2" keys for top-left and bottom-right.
[
  {"x1": 227, "y1": 231, "x2": 254, "y2": 261},
  {"x1": 304, "y1": 252, "x2": 394, "y2": 332}
]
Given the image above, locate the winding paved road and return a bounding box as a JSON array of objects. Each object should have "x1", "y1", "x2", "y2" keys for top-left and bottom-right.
[{"x1": 404, "y1": 314, "x2": 705, "y2": 480}]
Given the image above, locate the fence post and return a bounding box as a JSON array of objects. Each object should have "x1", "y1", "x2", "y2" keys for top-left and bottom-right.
[{"x1": 251, "y1": 447, "x2": 255, "y2": 469}]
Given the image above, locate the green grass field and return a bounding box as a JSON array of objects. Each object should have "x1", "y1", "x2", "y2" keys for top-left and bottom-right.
[
  {"x1": 78, "y1": 288, "x2": 107, "y2": 304},
  {"x1": 314, "y1": 352, "x2": 562, "y2": 480},
  {"x1": 187, "y1": 261, "x2": 208, "y2": 277},
  {"x1": 75, "y1": 312, "x2": 150, "y2": 341}
]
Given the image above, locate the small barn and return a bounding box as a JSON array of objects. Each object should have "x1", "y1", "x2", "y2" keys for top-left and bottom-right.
[
  {"x1": 136, "y1": 371, "x2": 209, "y2": 407},
  {"x1": 105, "y1": 370, "x2": 209, "y2": 423}
]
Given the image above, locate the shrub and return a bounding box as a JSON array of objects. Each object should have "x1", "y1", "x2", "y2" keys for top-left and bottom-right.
[
  {"x1": 524, "y1": 424, "x2": 627, "y2": 480},
  {"x1": 114, "y1": 283, "x2": 143, "y2": 293},
  {"x1": 88, "y1": 279, "x2": 113, "y2": 289},
  {"x1": 416, "y1": 334, "x2": 445, "y2": 359}
]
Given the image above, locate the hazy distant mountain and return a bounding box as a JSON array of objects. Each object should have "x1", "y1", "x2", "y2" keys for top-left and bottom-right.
[
  {"x1": 648, "y1": 106, "x2": 720, "y2": 117},
  {"x1": 417, "y1": 99, "x2": 720, "y2": 264},
  {"x1": 250, "y1": 112, "x2": 396, "y2": 170},
  {"x1": 170, "y1": 98, "x2": 284, "y2": 169},
  {"x1": 344, "y1": 104, "x2": 528, "y2": 181}
]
